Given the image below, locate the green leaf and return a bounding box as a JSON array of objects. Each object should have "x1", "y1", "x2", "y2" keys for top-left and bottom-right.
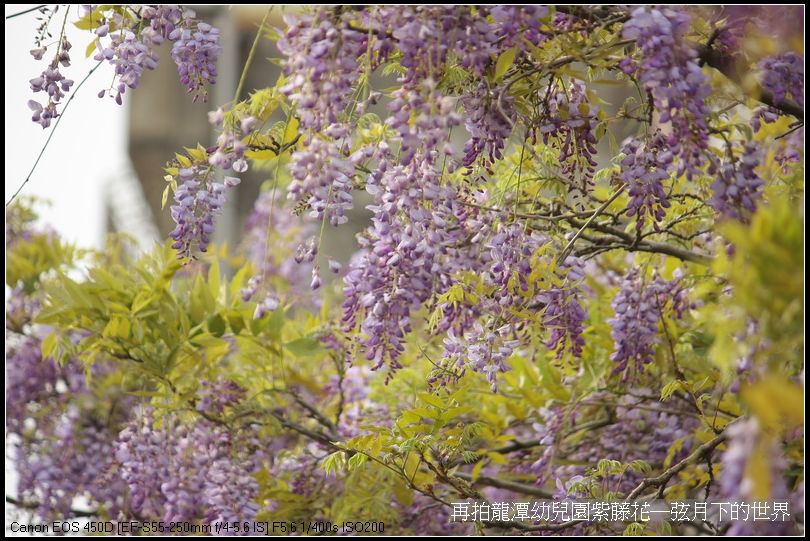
[
  {"x1": 208, "y1": 259, "x2": 221, "y2": 301},
  {"x1": 225, "y1": 309, "x2": 246, "y2": 335},
  {"x1": 85, "y1": 40, "x2": 97, "y2": 58},
  {"x1": 323, "y1": 451, "x2": 346, "y2": 475},
  {"x1": 161, "y1": 184, "x2": 172, "y2": 210},
  {"x1": 284, "y1": 336, "x2": 324, "y2": 357},
  {"x1": 418, "y1": 392, "x2": 445, "y2": 409},
  {"x1": 494, "y1": 47, "x2": 517, "y2": 81},
  {"x1": 41, "y1": 333, "x2": 59, "y2": 360},
  {"x1": 471, "y1": 459, "x2": 486, "y2": 481},
  {"x1": 207, "y1": 314, "x2": 227, "y2": 337}
]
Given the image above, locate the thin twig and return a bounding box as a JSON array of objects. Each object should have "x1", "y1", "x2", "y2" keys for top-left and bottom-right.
[
  {"x1": 5, "y1": 5, "x2": 46, "y2": 19},
  {"x1": 557, "y1": 183, "x2": 626, "y2": 263},
  {"x1": 6, "y1": 495, "x2": 97, "y2": 518},
  {"x1": 454, "y1": 472, "x2": 553, "y2": 498},
  {"x1": 7, "y1": 61, "x2": 104, "y2": 207},
  {"x1": 232, "y1": 8, "x2": 272, "y2": 103},
  {"x1": 625, "y1": 425, "x2": 733, "y2": 500}
]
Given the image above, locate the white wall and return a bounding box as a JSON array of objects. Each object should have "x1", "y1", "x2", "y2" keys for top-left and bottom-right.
[{"x1": 4, "y1": 4, "x2": 130, "y2": 249}]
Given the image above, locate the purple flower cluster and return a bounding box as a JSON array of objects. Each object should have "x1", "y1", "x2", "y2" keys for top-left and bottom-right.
[
  {"x1": 709, "y1": 143, "x2": 764, "y2": 221},
  {"x1": 288, "y1": 135, "x2": 357, "y2": 227},
  {"x1": 609, "y1": 269, "x2": 689, "y2": 377},
  {"x1": 540, "y1": 256, "x2": 588, "y2": 359},
  {"x1": 517, "y1": 395, "x2": 698, "y2": 499},
  {"x1": 196, "y1": 380, "x2": 246, "y2": 415},
  {"x1": 6, "y1": 244, "x2": 134, "y2": 520},
  {"x1": 165, "y1": 109, "x2": 253, "y2": 261},
  {"x1": 376, "y1": 7, "x2": 495, "y2": 82},
  {"x1": 442, "y1": 323, "x2": 520, "y2": 391},
  {"x1": 5, "y1": 336, "x2": 59, "y2": 433},
  {"x1": 28, "y1": 35, "x2": 74, "y2": 128},
  {"x1": 461, "y1": 82, "x2": 514, "y2": 172},
  {"x1": 370, "y1": 6, "x2": 544, "y2": 81},
  {"x1": 241, "y1": 189, "x2": 315, "y2": 312},
  {"x1": 208, "y1": 108, "x2": 252, "y2": 174},
  {"x1": 342, "y1": 160, "x2": 442, "y2": 371},
  {"x1": 623, "y1": 7, "x2": 711, "y2": 177},
  {"x1": 618, "y1": 133, "x2": 674, "y2": 231},
  {"x1": 278, "y1": 10, "x2": 368, "y2": 131},
  {"x1": 15, "y1": 412, "x2": 129, "y2": 520},
  {"x1": 170, "y1": 22, "x2": 222, "y2": 101},
  {"x1": 94, "y1": 25, "x2": 160, "y2": 105},
  {"x1": 490, "y1": 6, "x2": 548, "y2": 48},
  {"x1": 7, "y1": 344, "x2": 131, "y2": 519},
  {"x1": 91, "y1": 6, "x2": 221, "y2": 105},
  {"x1": 115, "y1": 407, "x2": 261, "y2": 528},
  {"x1": 433, "y1": 225, "x2": 588, "y2": 388},
  {"x1": 717, "y1": 418, "x2": 794, "y2": 535},
  {"x1": 169, "y1": 165, "x2": 227, "y2": 259},
  {"x1": 759, "y1": 52, "x2": 804, "y2": 108},
  {"x1": 278, "y1": 10, "x2": 378, "y2": 230},
  {"x1": 537, "y1": 81, "x2": 600, "y2": 189},
  {"x1": 386, "y1": 79, "x2": 461, "y2": 168},
  {"x1": 342, "y1": 153, "x2": 489, "y2": 374}
]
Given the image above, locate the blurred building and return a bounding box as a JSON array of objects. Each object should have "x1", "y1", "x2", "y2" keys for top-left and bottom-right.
[
  {"x1": 117, "y1": 7, "x2": 367, "y2": 269},
  {"x1": 121, "y1": 7, "x2": 271, "y2": 249}
]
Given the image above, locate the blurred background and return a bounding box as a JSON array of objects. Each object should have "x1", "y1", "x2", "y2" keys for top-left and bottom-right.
[
  {"x1": 6, "y1": 4, "x2": 377, "y2": 280},
  {"x1": 5, "y1": 6, "x2": 299, "y2": 251}
]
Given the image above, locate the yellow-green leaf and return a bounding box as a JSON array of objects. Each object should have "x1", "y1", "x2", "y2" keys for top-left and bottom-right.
[{"x1": 495, "y1": 47, "x2": 517, "y2": 81}]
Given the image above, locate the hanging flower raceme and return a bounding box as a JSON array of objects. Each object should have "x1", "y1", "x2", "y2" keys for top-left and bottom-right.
[
  {"x1": 759, "y1": 52, "x2": 804, "y2": 108},
  {"x1": 536, "y1": 80, "x2": 600, "y2": 190},
  {"x1": 709, "y1": 143, "x2": 765, "y2": 221},
  {"x1": 168, "y1": 165, "x2": 226, "y2": 259},
  {"x1": 622, "y1": 7, "x2": 711, "y2": 178},
  {"x1": 617, "y1": 133, "x2": 674, "y2": 231},
  {"x1": 609, "y1": 268, "x2": 690, "y2": 378}
]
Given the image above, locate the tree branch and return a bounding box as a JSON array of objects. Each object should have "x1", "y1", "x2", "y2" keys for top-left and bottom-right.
[
  {"x1": 6, "y1": 495, "x2": 97, "y2": 518},
  {"x1": 454, "y1": 472, "x2": 553, "y2": 498},
  {"x1": 697, "y1": 45, "x2": 804, "y2": 122},
  {"x1": 625, "y1": 427, "x2": 731, "y2": 500},
  {"x1": 563, "y1": 219, "x2": 713, "y2": 265},
  {"x1": 558, "y1": 5, "x2": 804, "y2": 122}
]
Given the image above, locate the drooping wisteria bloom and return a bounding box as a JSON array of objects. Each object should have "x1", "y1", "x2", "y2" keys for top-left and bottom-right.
[
  {"x1": 170, "y1": 21, "x2": 222, "y2": 101},
  {"x1": 541, "y1": 256, "x2": 588, "y2": 359},
  {"x1": 623, "y1": 7, "x2": 711, "y2": 178},
  {"x1": 759, "y1": 52, "x2": 804, "y2": 108},
  {"x1": 717, "y1": 418, "x2": 796, "y2": 535},
  {"x1": 277, "y1": 10, "x2": 368, "y2": 131},
  {"x1": 617, "y1": 133, "x2": 674, "y2": 231},
  {"x1": 115, "y1": 403, "x2": 261, "y2": 528},
  {"x1": 609, "y1": 269, "x2": 689, "y2": 377},
  {"x1": 537, "y1": 81, "x2": 600, "y2": 190},
  {"x1": 709, "y1": 143, "x2": 765, "y2": 221},
  {"x1": 169, "y1": 166, "x2": 227, "y2": 259},
  {"x1": 90, "y1": 6, "x2": 221, "y2": 105},
  {"x1": 461, "y1": 82, "x2": 515, "y2": 172},
  {"x1": 241, "y1": 188, "x2": 316, "y2": 312},
  {"x1": 28, "y1": 35, "x2": 74, "y2": 128}
]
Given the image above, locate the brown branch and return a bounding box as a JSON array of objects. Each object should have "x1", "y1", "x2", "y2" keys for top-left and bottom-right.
[
  {"x1": 558, "y1": 5, "x2": 804, "y2": 121},
  {"x1": 290, "y1": 393, "x2": 337, "y2": 434},
  {"x1": 557, "y1": 184, "x2": 627, "y2": 263},
  {"x1": 563, "y1": 219, "x2": 713, "y2": 265},
  {"x1": 454, "y1": 472, "x2": 553, "y2": 499},
  {"x1": 625, "y1": 427, "x2": 731, "y2": 500},
  {"x1": 697, "y1": 45, "x2": 804, "y2": 122},
  {"x1": 266, "y1": 409, "x2": 340, "y2": 450},
  {"x1": 6, "y1": 495, "x2": 97, "y2": 518},
  {"x1": 483, "y1": 518, "x2": 581, "y2": 533}
]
